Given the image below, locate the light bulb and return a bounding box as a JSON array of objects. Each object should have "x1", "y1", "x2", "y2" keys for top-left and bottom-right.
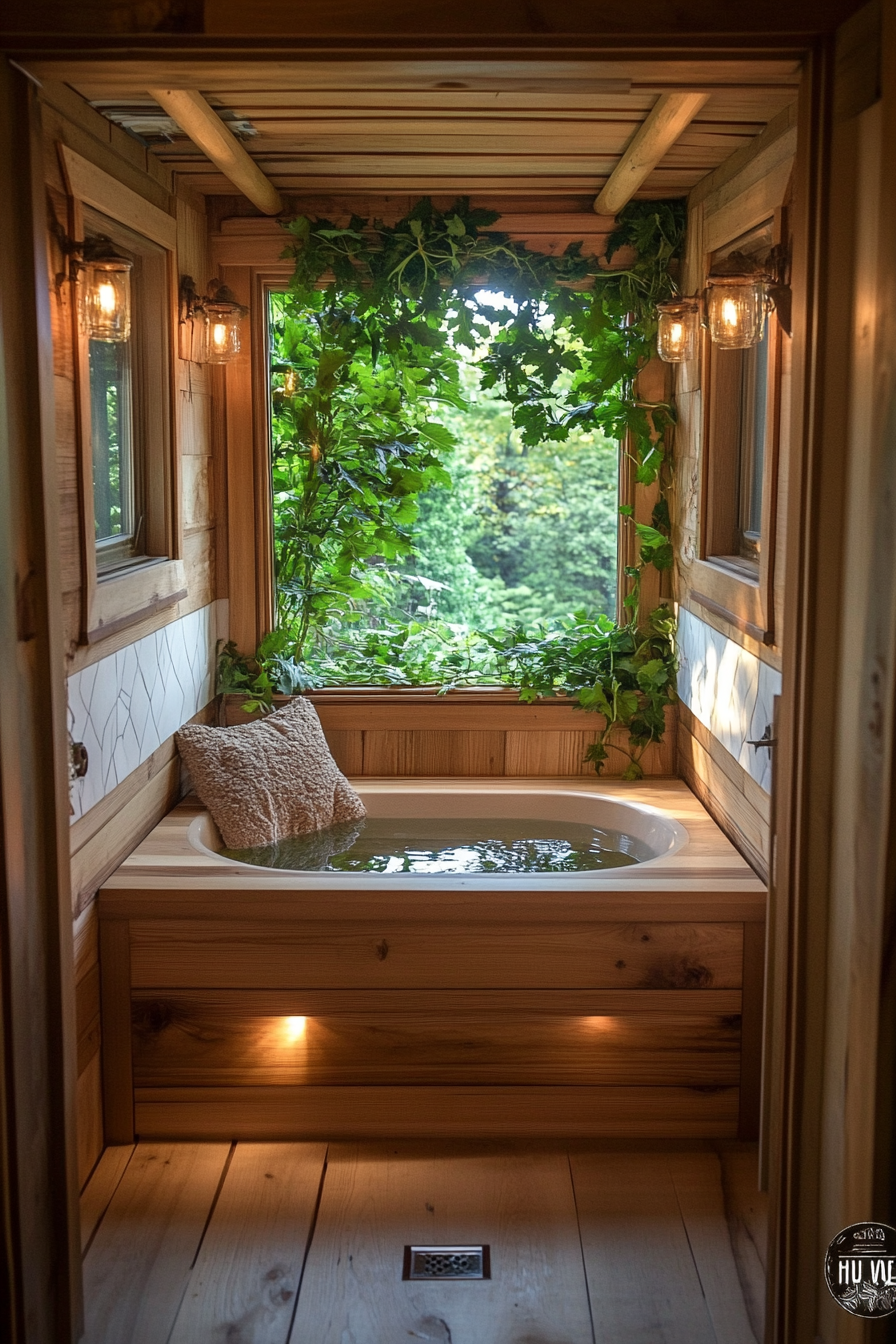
[
  {"x1": 722, "y1": 298, "x2": 739, "y2": 327},
  {"x1": 98, "y1": 281, "x2": 117, "y2": 314},
  {"x1": 655, "y1": 297, "x2": 700, "y2": 363},
  {"x1": 212, "y1": 322, "x2": 228, "y2": 351}
]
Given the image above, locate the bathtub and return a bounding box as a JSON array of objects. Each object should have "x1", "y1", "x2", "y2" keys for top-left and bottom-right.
[
  {"x1": 98, "y1": 780, "x2": 766, "y2": 1143},
  {"x1": 186, "y1": 783, "x2": 690, "y2": 888}
]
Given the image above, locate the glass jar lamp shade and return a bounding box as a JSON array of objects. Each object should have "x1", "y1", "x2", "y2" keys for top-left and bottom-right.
[
  {"x1": 705, "y1": 274, "x2": 770, "y2": 350},
  {"x1": 200, "y1": 290, "x2": 245, "y2": 364},
  {"x1": 81, "y1": 255, "x2": 132, "y2": 343},
  {"x1": 656, "y1": 298, "x2": 701, "y2": 363}
]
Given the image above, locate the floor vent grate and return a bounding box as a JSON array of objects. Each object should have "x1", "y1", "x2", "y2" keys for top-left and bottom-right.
[{"x1": 404, "y1": 1245, "x2": 490, "y2": 1280}]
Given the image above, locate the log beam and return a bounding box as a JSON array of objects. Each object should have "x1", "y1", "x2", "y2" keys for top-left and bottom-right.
[
  {"x1": 147, "y1": 87, "x2": 284, "y2": 215},
  {"x1": 593, "y1": 91, "x2": 709, "y2": 216}
]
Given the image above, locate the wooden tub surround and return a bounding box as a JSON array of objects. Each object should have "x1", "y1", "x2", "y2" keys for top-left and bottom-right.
[{"x1": 98, "y1": 779, "x2": 766, "y2": 1144}]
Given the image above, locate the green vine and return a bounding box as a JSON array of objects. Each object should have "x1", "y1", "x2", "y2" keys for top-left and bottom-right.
[{"x1": 221, "y1": 197, "x2": 685, "y2": 777}]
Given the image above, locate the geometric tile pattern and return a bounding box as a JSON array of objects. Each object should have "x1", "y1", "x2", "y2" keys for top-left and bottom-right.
[
  {"x1": 676, "y1": 606, "x2": 782, "y2": 793},
  {"x1": 67, "y1": 601, "x2": 223, "y2": 821}
]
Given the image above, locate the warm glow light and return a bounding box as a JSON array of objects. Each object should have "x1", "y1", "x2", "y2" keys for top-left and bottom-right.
[
  {"x1": 283, "y1": 1016, "x2": 307, "y2": 1041},
  {"x1": 98, "y1": 281, "x2": 117, "y2": 314},
  {"x1": 199, "y1": 288, "x2": 245, "y2": 364},
  {"x1": 655, "y1": 297, "x2": 700, "y2": 363},
  {"x1": 82, "y1": 254, "x2": 132, "y2": 343},
  {"x1": 583, "y1": 1016, "x2": 617, "y2": 1032},
  {"x1": 705, "y1": 275, "x2": 769, "y2": 349}
]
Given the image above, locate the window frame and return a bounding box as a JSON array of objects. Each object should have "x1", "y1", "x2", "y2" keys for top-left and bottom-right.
[
  {"x1": 60, "y1": 144, "x2": 185, "y2": 644},
  {"x1": 689, "y1": 202, "x2": 788, "y2": 646}
]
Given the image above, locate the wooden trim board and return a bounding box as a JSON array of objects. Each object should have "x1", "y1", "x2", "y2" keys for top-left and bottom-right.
[
  {"x1": 58, "y1": 143, "x2": 176, "y2": 248},
  {"x1": 133, "y1": 1085, "x2": 740, "y2": 1140}
]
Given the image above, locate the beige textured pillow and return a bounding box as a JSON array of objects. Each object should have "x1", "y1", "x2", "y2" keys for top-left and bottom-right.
[{"x1": 176, "y1": 697, "x2": 366, "y2": 849}]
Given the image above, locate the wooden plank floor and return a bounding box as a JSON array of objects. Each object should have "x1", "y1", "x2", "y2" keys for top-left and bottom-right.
[{"x1": 80, "y1": 1140, "x2": 767, "y2": 1343}]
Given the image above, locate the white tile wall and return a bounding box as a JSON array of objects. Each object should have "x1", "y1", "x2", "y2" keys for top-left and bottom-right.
[
  {"x1": 676, "y1": 606, "x2": 781, "y2": 793},
  {"x1": 67, "y1": 602, "x2": 224, "y2": 821}
]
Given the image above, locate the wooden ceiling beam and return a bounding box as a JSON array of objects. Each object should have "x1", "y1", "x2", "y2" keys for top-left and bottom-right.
[
  {"x1": 592, "y1": 90, "x2": 709, "y2": 215},
  {"x1": 147, "y1": 87, "x2": 284, "y2": 214}
]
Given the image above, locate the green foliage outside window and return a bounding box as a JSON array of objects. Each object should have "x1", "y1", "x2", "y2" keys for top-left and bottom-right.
[{"x1": 220, "y1": 197, "x2": 685, "y2": 778}]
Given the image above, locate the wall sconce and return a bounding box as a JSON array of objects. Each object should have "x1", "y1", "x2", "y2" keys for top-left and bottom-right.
[
  {"x1": 655, "y1": 297, "x2": 701, "y2": 363},
  {"x1": 49, "y1": 216, "x2": 133, "y2": 345},
  {"x1": 655, "y1": 245, "x2": 791, "y2": 362},
  {"x1": 180, "y1": 276, "x2": 248, "y2": 365},
  {"x1": 80, "y1": 239, "x2": 133, "y2": 343},
  {"x1": 704, "y1": 271, "x2": 771, "y2": 350}
]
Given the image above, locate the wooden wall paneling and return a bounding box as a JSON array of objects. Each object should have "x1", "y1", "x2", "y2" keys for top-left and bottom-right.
[
  {"x1": 716, "y1": 1146, "x2": 769, "y2": 1339},
  {"x1": 671, "y1": 111, "x2": 797, "y2": 880},
  {"x1": 39, "y1": 89, "x2": 172, "y2": 215},
  {"x1": 222, "y1": 265, "x2": 261, "y2": 652},
  {"x1": 71, "y1": 759, "x2": 183, "y2": 914},
  {"x1": 69, "y1": 700, "x2": 216, "y2": 913},
  {"x1": 99, "y1": 919, "x2": 135, "y2": 1144},
  {"x1": 322, "y1": 728, "x2": 364, "y2": 775},
  {"x1": 738, "y1": 919, "x2": 766, "y2": 1140},
  {"x1": 81, "y1": 1142, "x2": 231, "y2": 1344},
  {"x1": 130, "y1": 986, "x2": 743, "y2": 1015},
  {"x1": 166, "y1": 1142, "x2": 327, "y2": 1344},
  {"x1": 58, "y1": 143, "x2": 177, "y2": 249},
  {"x1": 127, "y1": 920, "x2": 745, "y2": 990},
  {"x1": 182, "y1": 453, "x2": 213, "y2": 530},
  {"x1": 251, "y1": 271, "x2": 281, "y2": 640},
  {"x1": 223, "y1": 694, "x2": 677, "y2": 777},
  {"x1": 73, "y1": 903, "x2": 107, "y2": 1188},
  {"x1": 677, "y1": 707, "x2": 770, "y2": 879},
  {"x1": 133, "y1": 1084, "x2": 739, "y2": 1141},
  {"x1": 76, "y1": 962, "x2": 101, "y2": 1077},
  {"x1": 362, "y1": 728, "x2": 507, "y2": 776},
  {"x1": 65, "y1": 529, "x2": 216, "y2": 675},
  {"x1": 503, "y1": 729, "x2": 594, "y2": 776},
  {"x1": 131, "y1": 1008, "x2": 741, "y2": 1088},
  {"x1": 75, "y1": 1054, "x2": 104, "y2": 1192},
  {"x1": 678, "y1": 704, "x2": 772, "y2": 829}
]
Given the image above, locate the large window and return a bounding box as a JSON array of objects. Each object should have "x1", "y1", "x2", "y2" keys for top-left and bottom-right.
[{"x1": 268, "y1": 288, "x2": 619, "y2": 680}]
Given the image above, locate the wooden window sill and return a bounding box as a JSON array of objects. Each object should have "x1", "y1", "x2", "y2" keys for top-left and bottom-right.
[
  {"x1": 86, "y1": 558, "x2": 187, "y2": 644},
  {"x1": 688, "y1": 557, "x2": 771, "y2": 644}
]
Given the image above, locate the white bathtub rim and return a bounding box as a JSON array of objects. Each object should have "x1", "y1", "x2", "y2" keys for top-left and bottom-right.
[{"x1": 186, "y1": 784, "x2": 690, "y2": 883}]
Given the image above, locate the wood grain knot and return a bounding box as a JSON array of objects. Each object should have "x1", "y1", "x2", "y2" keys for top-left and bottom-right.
[
  {"x1": 132, "y1": 999, "x2": 174, "y2": 1036},
  {"x1": 640, "y1": 959, "x2": 714, "y2": 989},
  {"x1": 375, "y1": 939, "x2": 389, "y2": 961}
]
